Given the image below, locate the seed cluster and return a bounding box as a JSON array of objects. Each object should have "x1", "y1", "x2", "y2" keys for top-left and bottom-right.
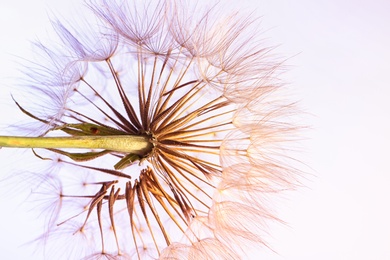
[{"x1": 6, "y1": 0, "x2": 298, "y2": 259}]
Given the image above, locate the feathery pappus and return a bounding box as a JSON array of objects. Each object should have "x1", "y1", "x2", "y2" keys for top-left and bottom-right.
[{"x1": 0, "y1": 0, "x2": 301, "y2": 259}]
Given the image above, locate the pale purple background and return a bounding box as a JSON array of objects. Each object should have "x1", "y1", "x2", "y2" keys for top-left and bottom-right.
[{"x1": 0, "y1": 0, "x2": 389, "y2": 259}]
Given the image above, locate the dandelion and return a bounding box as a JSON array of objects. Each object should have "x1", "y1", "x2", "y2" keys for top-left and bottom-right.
[{"x1": 1, "y1": 0, "x2": 300, "y2": 259}]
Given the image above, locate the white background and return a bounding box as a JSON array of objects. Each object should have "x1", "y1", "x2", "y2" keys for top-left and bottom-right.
[{"x1": 0, "y1": 0, "x2": 390, "y2": 259}]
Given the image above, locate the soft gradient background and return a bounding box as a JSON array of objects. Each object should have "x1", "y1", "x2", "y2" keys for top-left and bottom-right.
[{"x1": 0, "y1": 0, "x2": 389, "y2": 259}]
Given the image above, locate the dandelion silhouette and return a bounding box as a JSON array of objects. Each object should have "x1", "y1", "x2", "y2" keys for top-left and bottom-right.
[{"x1": 1, "y1": 0, "x2": 299, "y2": 259}]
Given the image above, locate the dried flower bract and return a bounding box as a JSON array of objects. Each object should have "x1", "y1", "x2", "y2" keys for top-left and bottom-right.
[{"x1": 1, "y1": 0, "x2": 300, "y2": 259}]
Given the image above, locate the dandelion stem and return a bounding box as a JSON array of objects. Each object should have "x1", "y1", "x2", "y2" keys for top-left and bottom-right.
[{"x1": 0, "y1": 135, "x2": 153, "y2": 154}]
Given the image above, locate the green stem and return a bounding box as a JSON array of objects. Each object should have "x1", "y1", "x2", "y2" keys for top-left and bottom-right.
[{"x1": 0, "y1": 135, "x2": 153, "y2": 155}]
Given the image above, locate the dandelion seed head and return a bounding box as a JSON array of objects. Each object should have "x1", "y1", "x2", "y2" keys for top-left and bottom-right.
[{"x1": 4, "y1": 0, "x2": 301, "y2": 259}]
